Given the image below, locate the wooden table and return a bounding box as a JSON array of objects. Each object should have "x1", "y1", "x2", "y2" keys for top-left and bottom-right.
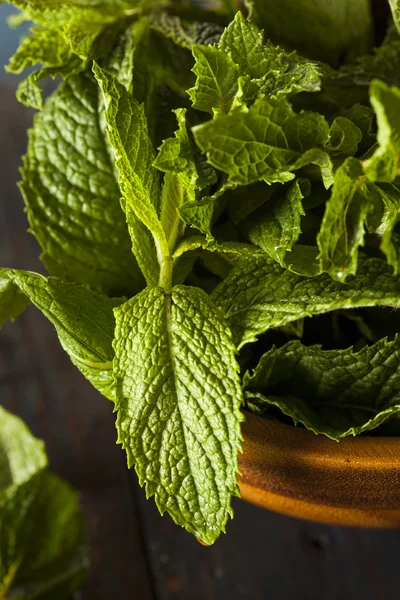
[{"x1": 1, "y1": 84, "x2": 400, "y2": 600}]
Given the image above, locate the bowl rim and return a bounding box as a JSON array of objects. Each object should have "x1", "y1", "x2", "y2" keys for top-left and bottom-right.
[{"x1": 238, "y1": 411, "x2": 400, "y2": 528}]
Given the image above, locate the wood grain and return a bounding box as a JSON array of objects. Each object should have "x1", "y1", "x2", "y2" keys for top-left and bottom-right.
[{"x1": 240, "y1": 412, "x2": 400, "y2": 527}]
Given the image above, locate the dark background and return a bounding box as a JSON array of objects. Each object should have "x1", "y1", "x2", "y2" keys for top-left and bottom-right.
[{"x1": 2, "y1": 0, "x2": 400, "y2": 597}]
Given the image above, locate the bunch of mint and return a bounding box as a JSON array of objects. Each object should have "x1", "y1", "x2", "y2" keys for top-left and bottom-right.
[{"x1": 2, "y1": 0, "x2": 400, "y2": 544}]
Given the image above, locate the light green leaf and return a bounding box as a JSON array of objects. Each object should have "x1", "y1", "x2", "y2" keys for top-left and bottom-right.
[
  {"x1": 20, "y1": 72, "x2": 143, "y2": 296},
  {"x1": 317, "y1": 157, "x2": 382, "y2": 281},
  {"x1": 0, "y1": 406, "x2": 47, "y2": 490},
  {"x1": 188, "y1": 45, "x2": 240, "y2": 115},
  {"x1": 113, "y1": 285, "x2": 243, "y2": 545},
  {"x1": 375, "y1": 182, "x2": 400, "y2": 274},
  {"x1": 244, "y1": 0, "x2": 372, "y2": 65},
  {"x1": 365, "y1": 79, "x2": 400, "y2": 183},
  {"x1": 389, "y1": 0, "x2": 400, "y2": 35},
  {"x1": 219, "y1": 12, "x2": 321, "y2": 97},
  {"x1": 0, "y1": 276, "x2": 30, "y2": 328},
  {"x1": 243, "y1": 336, "x2": 400, "y2": 440},
  {"x1": 93, "y1": 63, "x2": 167, "y2": 286},
  {"x1": 0, "y1": 407, "x2": 87, "y2": 600},
  {"x1": 179, "y1": 180, "x2": 236, "y2": 241},
  {"x1": 211, "y1": 253, "x2": 400, "y2": 349},
  {"x1": 242, "y1": 178, "x2": 314, "y2": 272},
  {"x1": 0, "y1": 269, "x2": 118, "y2": 401},
  {"x1": 173, "y1": 235, "x2": 260, "y2": 259},
  {"x1": 328, "y1": 116, "x2": 362, "y2": 156},
  {"x1": 192, "y1": 97, "x2": 331, "y2": 186}
]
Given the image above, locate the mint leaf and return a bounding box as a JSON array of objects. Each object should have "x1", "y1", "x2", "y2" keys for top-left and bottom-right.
[
  {"x1": 328, "y1": 116, "x2": 362, "y2": 156},
  {"x1": 317, "y1": 157, "x2": 382, "y2": 281},
  {"x1": 365, "y1": 79, "x2": 400, "y2": 183},
  {"x1": 219, "y1": 12, "x2": 321, "y2": 98},
  {"x1": 243, "y1": 336, "x2": 400, "y2": 440},
  {"x1": 94, "y1": 63, "x2": 166, "y2": 286},
  {"x1": 20, "y1": 73, "x2": 143, "y2": 295},
  {"x1": 188, "y1": 44, "x2": 240, "y2": 115},
  {"x1": 0, "y1": 276, "x2": 30, "y2": 328},
  {"x1": 0, "y1": 407, "x2": 87, "y2": 600},
  {"x1": 113, "y1": 285, "x2": 243, "y2": 545},
  {"x1": 389, "y1": 1, "x2": 400, "y2": 35},
  {"x1": 192, "y1": 97, "x2": 331, "y2": 186},
  {"x1": 244, "y1": 0, "x2": 372, "y2": 65},
  {"x1": 0, "y1": 269, "x2": 118, "y2": 401},
  {"x1": 241, "y1": 178, "x2": 321, "y2": 275},
  {"x1": 211, "y1": 254, "x2": 400, "y2": 348},
  {"x1": 173, "y1": 235, "x2": 260, "y2": 259},
  {"x1": 375, "y1": 182, "x2": 400, "y2": 274}
]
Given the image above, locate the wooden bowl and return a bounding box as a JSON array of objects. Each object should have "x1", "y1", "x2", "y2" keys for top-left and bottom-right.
[{"x1": 238, "y1": 412, "x2": 400, "y2": 527}]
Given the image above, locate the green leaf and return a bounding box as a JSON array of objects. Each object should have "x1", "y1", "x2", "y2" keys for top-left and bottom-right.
[
  {"x1": 179, "y1": 180, "x2": 236, "y2": 241},
  {"x1": 20, "y1": 72, "x2": 143, "y2": 296},
  {"x1": 113, "y1": 285, "x2": 243, "y2": 545},
  {"x1": 0, "y1": 276, "x2": 30, "y2": 328},
  {"x1": 211, "y1": 253, "x2": 400, "y2": 349},
  {"x1": 0, "y1": 269, "x2": 118, "y2": 401},
  {"x1": 365, "y1": 79, "x2": 400, "y2": 183},
  {"x1": 328, "y1": 116, "x2": 362, "y2": 156},
  {"x1": 188, "y1": 45, "x2": 240, "y2": 115},
  {"x1": 317, "y1": 157, "x2": 384, "y2": 281},
  {"x1": 242, "y1": 178, "x2": 318, "y2": 273},
  {"x1": 173, "y1": 235, "x2": 260, "y2": 259},
  {"x1": 244, "y1": 0, "x2": 372, "y2": 66},
  {"x1": 192, "y1": 97, "x2": 331, "y2": 186},
  {"x1": 219, "y1": 12, "x2": 321, "y2": 97},
  {"x1": 0, "y1": 406, "x2": 47, "y2": 490},
  {"x1": 375, "y1": 182, "x2": 400, "y2": 274},
  {"x1": 389, "y1": 0, "x2": 400, "y2": 35},
  {"x1": 93, "y1": 63, "x2": 166, "y2": 286},
  {"x1": 0, "y1": 407, "x2": 87, "y2": 600},
  {"x1": 243, "y1": 336, "x2": 400, "y2": 440}
]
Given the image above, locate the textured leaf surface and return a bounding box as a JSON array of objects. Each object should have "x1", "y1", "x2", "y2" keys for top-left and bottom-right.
[
  {"x1": 0, "y1": 269, "x2": 117, "y2": 400},
  {"x1": 242, "y1": 178, "x2": 320, "y2": 274},
  {"x1": 113, "y1": 285, "x2": 243, "y2": 545},
  {"x1": 192, "y1": 97, "x2": 331, "y2": 186},
  {"x1": 244, "y1": 337, "x2": 400, "y2": 440},
  {"x1": 94, "y1": 63, "x2": 165, "y2": 286},
  {"x1": 365, "y1": 79, "x2": 400, "y2": 182},
  {"x1": 211, "y1": 254, "x2": 400, "y2": 348},
  {"x1": 317, "y1": 157, "x2": 382, "y2": 281},
  {"x1": 0, "y1": 407, "x2": 87, "y2": 600},
  {"x1": 20, "y1": 73, "x2": 142, "y2": 296}
]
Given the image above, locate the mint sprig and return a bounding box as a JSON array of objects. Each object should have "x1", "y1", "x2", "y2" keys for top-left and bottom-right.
[{"x1": 3, "y1": 0, "x2": 400, "y2": 544}]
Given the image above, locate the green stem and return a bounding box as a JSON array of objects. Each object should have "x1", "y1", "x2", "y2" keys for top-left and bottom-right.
[{"x1": 159, "y1": 257, "x2": 174, "y2": 294}]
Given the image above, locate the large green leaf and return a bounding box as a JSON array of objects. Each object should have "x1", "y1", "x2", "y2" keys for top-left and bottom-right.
[
  {"x1": 243, "y1": 337, "x2": 400, "y2": 440},
  {"x1": 20, "y1": 72, "x2": 143, "y2": 296},
  {"x1": 192, "y1": 96, "x2": 332, "y2": 186},
  {"x1": 211, "y1": 254, "x2": 400, "y2": 349},
  {"x1": 113, "y1": 285, "x2": 243, "y2": 545},
  {"x1": 0, "y1": 269, "x2": 117, "y2": 401},
  {"x1": 94, "y1": 63, "x2": 166, "y2": 287},
  {"x1": 0, "y1": 407, "x2": 87, "y2": 600}
]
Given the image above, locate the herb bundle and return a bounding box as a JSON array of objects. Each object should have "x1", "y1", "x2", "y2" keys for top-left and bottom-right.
[{"x1": 2, "y1": 0, "x2": 400, "y2": 544}]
